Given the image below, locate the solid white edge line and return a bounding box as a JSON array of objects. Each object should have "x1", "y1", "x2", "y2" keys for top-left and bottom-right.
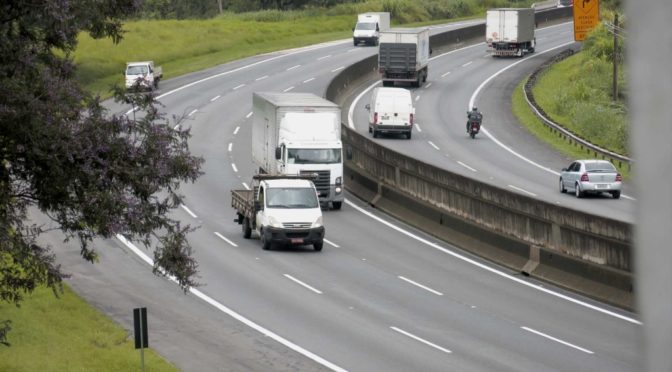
[
  {"x1": 344, "y1": 199, "x2": 641, "y2": 325},
  {"x1": 231, "y1": 163, "x2": 238, "y2": 173},
  {"x1": 324, "y1": 239, "x2": 340, "y2": 248},
  {"x1": 508, "y1": 184, "x2": 537, "y2": 197},
  {"x1": 246, "y1": 112, "x2": 253, "y2": 118},
  {"x1": 521, "y1": 326, "x2": 594, "y2": 354},
  {"x1": 242, "y1": 182, "x2": 250, "y2": 190},
  {"x1": 390, "y1": 327, "x2": 452, "y2": 354},
  {"x1": 428, "y1": 141, "x2": 440, "y2": 151},
  {"x1": 398, "y1": 276, "x2": 443, "y2": 296},
  {"x1": 210, "y1": 95, "x2": 221, "y2": 102},
  {"x1": 214, "y1": 232, "x2": 238, "y2": 247},
  {"x1": 283, "y1": 274, "x2": 323, "y2": 295},
  {"x1": 348, "y1": 81, "x2": 380, "y2": 129},
  {"x1": 233, "y1": 126, "x2": 240, "y2": 135},
  {"x1": 228, "y1": 143, "x2": 233, "y2": 152},
  {"x1": 115, "y1": 235, "x2": 346, "y2": 372},
  {"x1": 457, "y1": 161, "x2": 477, "y2": 172},
  {"x1": 180, "y1": 204, "x2": 198, "y2": 219}
]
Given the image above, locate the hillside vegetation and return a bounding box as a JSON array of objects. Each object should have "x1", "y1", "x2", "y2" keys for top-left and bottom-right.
[{"x1": 76, "y1": 0, "x2": 533, "y2": 95}]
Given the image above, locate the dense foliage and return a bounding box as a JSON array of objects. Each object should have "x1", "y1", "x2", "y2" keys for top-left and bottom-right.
[{"x1": 0, "y1": 0, "x2": 204, "y2": 345}]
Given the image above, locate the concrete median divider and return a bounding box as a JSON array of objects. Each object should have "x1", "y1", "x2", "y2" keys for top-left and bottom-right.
[{"x1": 326, "y1": 7, "x2": 635, "y2": 310}]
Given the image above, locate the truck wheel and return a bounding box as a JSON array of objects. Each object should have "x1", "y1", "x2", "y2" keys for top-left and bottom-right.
[
  {"x1": 353, "y1": 40, "x2": 357, "y2": 46},
  {"x1": 313, "y1": 241, "x2": 323, "y2": 252},
  {"x1": 332, "y1": 201, "x2": 342, "y2": 210},
  {"x1": 242, "y1": 217, "x2": 252, "y2": 239},
  {"x1": 406, "y1": 131, "x2": 412, "y2": 139},
  {"x1": 372, "y1": 130, "x2": 379, "y2": 138},
  {"x1": 261, "y1": 230, "x2": 271, "y2": 250}
]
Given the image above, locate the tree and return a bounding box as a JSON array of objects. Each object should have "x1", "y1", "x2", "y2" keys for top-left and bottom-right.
[{"x1": 0, "y1": 0, "x2": 204, "y2": 345}]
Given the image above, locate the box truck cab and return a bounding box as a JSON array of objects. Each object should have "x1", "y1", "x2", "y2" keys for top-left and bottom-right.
[
  {"x1": 353, "y1": 12, "x2": 390, "y2": 46},
  {"x1": 366, "y1": 87, "x2": 414, "y2": 139},
  {"x1": 252, "y1": 92, "x2": 344, "y2": 210}
]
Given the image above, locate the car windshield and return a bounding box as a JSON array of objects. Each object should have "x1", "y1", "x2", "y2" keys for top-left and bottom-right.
[
  {"x1": 127, "y1": 65, "x2": 148, "y2": 75},
  {"x1": 266, "y1": 187, "x2": 319, "y2": 209},
  {"x1": 287, "y1": 148, "x2": 341, "y2": 164},
  {"x1": 356, "y1": 22, "x2": 376, "y2": 31},
  {"x1": 585, "y1": 162, "x2": 616, "y2": 172}
]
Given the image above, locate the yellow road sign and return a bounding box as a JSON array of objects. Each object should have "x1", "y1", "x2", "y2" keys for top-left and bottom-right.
[{"x1": 574, "y1": 0, "x2": 600, "y2": 41}]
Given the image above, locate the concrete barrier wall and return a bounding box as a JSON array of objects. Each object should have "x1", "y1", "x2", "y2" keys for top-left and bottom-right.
[{"x1": 326, "y1": 7, "x2": 634, "y2": 310}]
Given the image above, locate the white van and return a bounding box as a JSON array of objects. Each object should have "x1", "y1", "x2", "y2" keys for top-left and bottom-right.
[{"x1": 366, "y1": 87, "x2": 414, "y2": 139}]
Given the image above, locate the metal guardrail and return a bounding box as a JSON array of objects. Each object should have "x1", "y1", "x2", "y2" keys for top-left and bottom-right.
[{"x1": 523, "y1": 49, "x2": 633, "y2": 169}]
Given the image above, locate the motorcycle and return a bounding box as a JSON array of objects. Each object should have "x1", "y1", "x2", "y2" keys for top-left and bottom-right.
[{"x1": 468, "y1": 120, "x2": 480, "y2": 139}]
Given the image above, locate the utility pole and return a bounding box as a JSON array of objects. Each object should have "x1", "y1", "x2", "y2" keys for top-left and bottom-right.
[
  {"x1": 217, "y1": 0, "x2": 223, "y2": 14},
  {"x1": 613, "y1": 13, "x2": 618, "y2": 101}
]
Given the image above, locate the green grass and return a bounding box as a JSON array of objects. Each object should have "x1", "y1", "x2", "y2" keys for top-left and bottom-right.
[
  {"x1": 0, "y1": 285, "x2": 178, "y2": 372},
  {"x1": 512, "y1": 78, "x2": 631, "y2": 179}
]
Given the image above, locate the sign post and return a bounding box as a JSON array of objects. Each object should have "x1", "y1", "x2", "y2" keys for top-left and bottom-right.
[
  {"x1": 133, "y1": 307, "x2": 148, "y2": 372},
  {"x1": 574, "y1": 0, "x2": 600, "y2": 41}
]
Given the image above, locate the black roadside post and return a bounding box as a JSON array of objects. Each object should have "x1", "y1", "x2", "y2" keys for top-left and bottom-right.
[{"x1": 133, "y1": 307, "x2": 148, "y2": 372}]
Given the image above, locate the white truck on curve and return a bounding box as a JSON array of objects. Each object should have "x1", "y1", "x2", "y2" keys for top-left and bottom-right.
[
  {"x1": 125, "y1": 61, "x2": 163, "y2": 90},
  {"x1": 378, "y1": 28, "x2": 431, "y2": 87},
  {"x1": 353, "y1": 12, "x2": 390, "y2": 46},
  {"x1": 252, "y1": 92, "x2": 344, "y2": 210},
  {"x1": 232, "y1": 174, "x2": 325, "y2": 251},
  {"x1": 486, "y1": 8, "x2": 536, "y2": 57}
]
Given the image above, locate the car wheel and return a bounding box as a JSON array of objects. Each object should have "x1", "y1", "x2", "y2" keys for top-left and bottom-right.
[
  {"x1": 559, "y1": 178, "x2": 566, "y2": 193},
  {"x1": 575, "y1": 182, "x2": 584, "y2": 198},
  {"x1": 313, "y1": 241, "x2": 323, "y2": 252},
  {"x1": 261, "y1": 230, "x2": 271, "y2": 250},
  {"x1": 368, "y1": 126, "x2": 372, "y2": 133},
  {"x1": 611, "y1": 191, "x2": 621, "y2": 199},
  {"x1": 406, "y1": 131, "x2": 412, "y2": 139},
  {"x1": 242, "y1": 217, "x2": 252, "y2": 239},
  {"x1": 373, "y1": 130, "x2": 378, "y2": 138},
  {"x1": 332, "y1": 201, "x2": 342, "y2": 210}
]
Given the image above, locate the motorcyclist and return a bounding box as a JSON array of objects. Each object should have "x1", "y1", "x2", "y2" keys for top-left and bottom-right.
[{"x1": 466, "y1": 107, "x2": 482, "y2": 133}]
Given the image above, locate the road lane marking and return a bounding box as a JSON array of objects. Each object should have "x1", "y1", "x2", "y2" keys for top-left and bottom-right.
[
  {"x1": 508, "y1": 185, "x2": 537, "y2": 197},
  {"x1": 415, "y1": 124, "x2": 422, "y2": 133},
  {"x1": 345, "y1": 199, "x2": 641, "y2": 325},
  {"x1": 390, "y1": 327, "x2": 452, "y2": 354},
  {"x1": 180, "y1": 204, "x2": 198, "y2": 218},
  {"x1": 521, "y1": 327, "x2": 594, "y2": 354},
  {"x1": 415, "y1": 95, "x2": 420, "y2": 102},
  {"x1": 303, "y1": 77, "x2": 315, "y2": 83},
  {"x1": 246, "y1": 111, "x2": 253, "y2": 118},
  {"x1": 425, "y1": 83, "x2": 432, "y2": 88},
  {"x1": 398, "y1": 276, "x2": 443, "y2": 296},
  {"x1": 347, "y1": 48, "x2": 358, "y2": 52},
  {"x1": 457, "y1": 161, "x2": 477, "y2": 172},
  {"x1": 317, "y1": 55, "x2": 331, "y2": 60},
  {"x1": 428, "y1": 141, "x2": 440, "y2": 150},
  {"x1": 188, "y1": 109, "x2": 198, "y2": 116},
  {"x1": 331, "y1": 66, "x2": 345, "y2": 72},
  {"x1": 462, "y1": 61, "x2": 473, "y2": 67},
  {"x1": 284, "y1": 274, "x2": 323, "y2": 294},
  {"x1": 324, "y1": 239, "x2": 340, "y2": 248},
  {"x1": 115, "y1": 235, "x2": 346, "y2": 372},
  {"x1": 210, "y1": 95, "x2": 221, "y2": 102},
  {"x1": 283, "y1": 86, "x2": 295, "y2": 92},
  {"x1": 231, "y1": 163, "x2": 238, "y2": 172},
  {"x1": 255, "y1": 75, "x2": 269, "y2": 81},
  {"x1": 228, "y1": 143, "x2": 233, "y2": 152},
  {"x1": 233, "y1": 126, "x2": 240, "y2": 135},
  {"x1": 348, "y1": 80, "x2": 380, "y2": 129},
  {"x1": 242, "y1": 182, "x2": 250, "y2": 190},
  {"x1": 233, "y1": 84, "x2": 245, "y2": 90},
  {"x1": 441, "y1": 71, "x2": 452, "y2": 77},
  {"x1": 287, "y1": 64, "x2": 301, "y2": 71},
  {"x1": 214, "y1": 232, "x2": 238, "y2": 247}
]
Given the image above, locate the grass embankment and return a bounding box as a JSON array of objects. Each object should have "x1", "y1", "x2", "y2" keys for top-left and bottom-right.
[
  {"x1": 0, "y1": 286, "x2": 178, "y2": 372},
  {"x1": 512, "y1": 18, "x2": 630, "y2": 177},
  {"x1": 75, "y1": 0, "x2": 534, "y2": 96}
]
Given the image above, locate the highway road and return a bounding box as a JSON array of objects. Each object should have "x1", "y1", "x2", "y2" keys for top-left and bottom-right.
[{"x1": 50, "y1": 18, "x2": 642, "y2": 372}]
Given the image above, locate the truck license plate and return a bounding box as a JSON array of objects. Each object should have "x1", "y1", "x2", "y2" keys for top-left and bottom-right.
[{"x1": 291, "y1": 238, "x2": 304, "y2": 244}]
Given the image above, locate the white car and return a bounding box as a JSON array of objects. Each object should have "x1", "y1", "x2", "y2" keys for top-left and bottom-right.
[{"x1": 559, "y1": 160, "x2": 622, "y2": 199}]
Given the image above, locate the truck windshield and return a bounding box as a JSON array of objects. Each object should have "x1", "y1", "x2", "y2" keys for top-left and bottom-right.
[
  {"x1": 355, "y1": 22, "x2": 376, "y2": 31},
  {"x1": 266, "y1": 188, "x2": 319, "y2": 209},
  {"x1": 287, "y1": 148, "x2": 341, "y2": 164},
  {"x1": 127, "y1": 66, "x2": 148, "y2": 75}
]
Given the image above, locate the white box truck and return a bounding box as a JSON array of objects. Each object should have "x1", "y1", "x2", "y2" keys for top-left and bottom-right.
[
  {"x1": 486, "y1": 8, "x2": 536, "y2": 57},
  {"x1": 378, "y1": 28, "x2": 431, "y2": 87},
  {"x1": 124, "y1": 61, "x2": 163, "y2": 90},
  {"x1": 353, "y1": 12, "x2": 390, "y2": 46},
  {"x1": 252, "y1": 92, "x2": 344, "y2": 210}
]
